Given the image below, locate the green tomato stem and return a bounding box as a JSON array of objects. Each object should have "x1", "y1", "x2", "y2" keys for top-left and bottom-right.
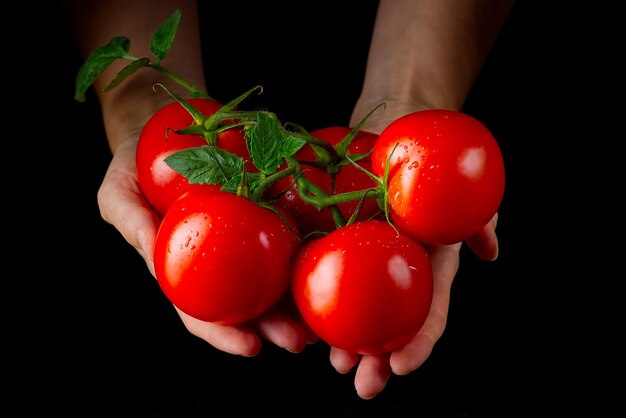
[
  {"x1": 147, "y1": 63, "x2": 211, "y2": 99},
  {"x1": 294, "y1": 170, "x2": 385, "y2": 210}
]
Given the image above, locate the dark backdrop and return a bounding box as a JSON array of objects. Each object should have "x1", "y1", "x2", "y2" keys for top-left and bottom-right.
[{"x1": 11, "y1": 1, "x2": 621, "y2": 417}]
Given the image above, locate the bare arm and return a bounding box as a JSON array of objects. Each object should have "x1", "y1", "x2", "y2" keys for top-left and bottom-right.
[{"x1": 352, "y1": 0, "x2": 515, "y2": 130}]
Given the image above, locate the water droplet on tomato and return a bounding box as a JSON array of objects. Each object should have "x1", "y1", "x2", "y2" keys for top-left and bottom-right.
[{"x1": 259, "y1": 231, "x2": 270, "y2": 250}]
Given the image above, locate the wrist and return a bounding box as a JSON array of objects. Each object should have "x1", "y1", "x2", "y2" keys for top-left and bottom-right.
[
  {"x1": 99, "y1": 74, "x2": 193, "y2": 153},
  {"x1": 350, "y1": 97, "x2": 433, "y2": 135}
]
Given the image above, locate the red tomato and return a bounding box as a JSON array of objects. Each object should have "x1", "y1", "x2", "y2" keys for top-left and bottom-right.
[
  {"x1": 372, "y1": 109, "x2": 505, "y2": 245},
  {"x1": 136, "y1": 98, "x2": 251, "y2": 216},
  {"x1": 291, "y1": 219, "x2": 433, "y2": 355},
  {"x1": 269, "y1": 126, "x2": 381, "y2": 234},
  {"x1": 154, "y1": 188, "x2": 300, "y2": 325}
]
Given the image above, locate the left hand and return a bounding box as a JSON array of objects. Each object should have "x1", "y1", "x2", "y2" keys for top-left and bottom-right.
[{"x1": 329, "y1": 219, "x2": 498, "y2": 399}]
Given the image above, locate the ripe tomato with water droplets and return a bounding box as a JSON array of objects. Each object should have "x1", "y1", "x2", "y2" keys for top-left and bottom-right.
[
  {"x1": 372, "y1": 109, "x2": 505, "y2": 245},
  {"x1": 290, "y1": 219, "x2": 433, "y2": 355},
  {"x1": 154, "y1": 188, "x2": 300, "y2": 325}
]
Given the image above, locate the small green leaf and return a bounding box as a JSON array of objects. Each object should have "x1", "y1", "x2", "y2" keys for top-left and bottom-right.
[
  {"x1": 103, "y1": 58, "x2": 150, "y2": 92},
  {"x1": 246, "y1": 112, "x2": 284, "y2": 175},
  {"x1": 151, "y1": 8, "x2": 181, "y2": 62},
  {"x1": 164, "y1": 145, "x2": 244, "y2": 184},
  {"x1": 74, "y1": 36, "x2": 130, "y2": 102}
]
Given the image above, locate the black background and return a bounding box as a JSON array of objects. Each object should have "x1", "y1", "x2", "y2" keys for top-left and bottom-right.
[{"x1": 10, "y1": 1, "x2": 621, "y2": 417}]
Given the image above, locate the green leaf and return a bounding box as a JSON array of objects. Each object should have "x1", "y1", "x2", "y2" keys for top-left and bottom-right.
[
  {"x1": 281, "y1": 134, "x2": 307, "y2": 159},
  {"x1": 164, "y1": 145, "x2": 244, "y2": 185},
  {"x1": 74, "y1": 36, "x2": 130, "y2": 102},
  {"x1": 151, "y1": 8, "x2": 181, "y2": 62},
  {"x1": 103, "y1": 57, "x2": 150, "y2": 92},
  {"x1": 246, "y1": 112, "x2": 285, "y2": 175}
]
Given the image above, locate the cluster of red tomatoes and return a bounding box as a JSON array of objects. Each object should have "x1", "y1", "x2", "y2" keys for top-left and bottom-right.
[{"x1": 136, "y1": 96, "x2": 505, "y2": 355}]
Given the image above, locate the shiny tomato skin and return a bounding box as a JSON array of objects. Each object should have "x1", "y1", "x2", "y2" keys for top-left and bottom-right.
[
  {"x1": 154, "y1": 188, "x2": 300, "y2": 325},
  {"x1": 371, "y1": 109, "x2": 505, "y2": 245},
  {"x1": 291, "y1": 219, "x2": 433, "y2": 355},
  {"x1": 269, "y1": 126, "x2": 381, "y2": 234},
  {"x1": 136, "y1": 98, "x2": 250, "y2": 216}
]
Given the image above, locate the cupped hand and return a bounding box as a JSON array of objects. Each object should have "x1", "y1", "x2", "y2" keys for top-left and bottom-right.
[
  {"x1": 328, "y1": 222, "x2": 498, "y2": 399},
  {"x1": 97, "y1": 135, "x2": 315, "y2": 356}
]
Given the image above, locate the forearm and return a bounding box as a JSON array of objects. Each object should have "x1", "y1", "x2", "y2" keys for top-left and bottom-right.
[
  {"x1": 68, "y1": 0, "x2": 206, "y2": 153},
  {"x1": 352, "y1": 0, "x2": 515, "y2": 128}
]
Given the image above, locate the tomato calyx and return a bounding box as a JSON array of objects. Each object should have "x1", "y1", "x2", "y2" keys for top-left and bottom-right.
[
  {"x1": 379, "y1": 142, "x2": 400, "y2": 232},
  {"x1": 153, "y1": 83, "x2": 264, "y2": 146}
]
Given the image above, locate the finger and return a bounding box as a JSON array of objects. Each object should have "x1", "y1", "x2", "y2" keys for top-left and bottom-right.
[
  {"x1": 177, "y1": 307, "x2": 262, "y2": 357},
  {"x1": 391, "y1": 243, "x2": 459, "y2": 375},
  {"x1": 253, "y1": 305, "x2": 309, "y2": 353},
  {"x1": 389, "y1": 329, "x2": 436, "y2": 376},
  {"x1": 465, "y1": 213, "x2": 499, "y2": 261},
  {"x1": 354, "y1": 353, "x2": 392, "y2": 400},
  {"x1": 329, "y1": 347, "x2": 360, "y2": 374},
  {"x1": 273, "y1": 294, "x2": 319, "y2": 345}
]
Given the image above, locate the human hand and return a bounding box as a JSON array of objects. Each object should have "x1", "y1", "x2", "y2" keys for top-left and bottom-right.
[
  {"x1": 328, "y1": 217, "x2": 498, "y2": 399},
  {"x1": 327, "y1": 102, "x2": 501, "y2": 399},
  {"x1": 97, "y1": 134, "x2": 315, "y2": 357}
]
